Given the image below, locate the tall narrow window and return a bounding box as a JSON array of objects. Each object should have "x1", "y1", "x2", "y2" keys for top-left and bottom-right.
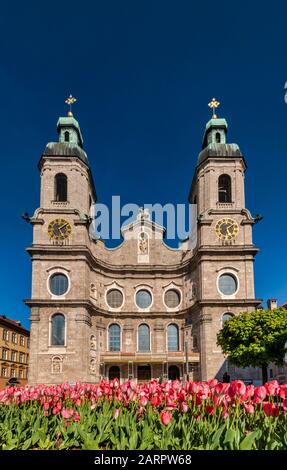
[
  {"x1": 108, "y1": 324, "x2": 121, "y2": 352},
  {"x1": 218, "y1": 174, "x2": 231, "y2": 203},
  {"x1": 167, "y1": 324, "x2": 179, "y2": 351},
  {"x1": 138, "y1": 324, "x2": 150, "y2": 352},
  {"x1": 51, "y1": 313, "x2": 65, "y2": 346},
  {"x1": 215, "y1": 132, "x2": 221, "y2": 143},
  {"x1": 55, "y1": 173, "x2": 67, "y2": 202},
  {"x1": 64, "y1": 131, "x2": 70, "y2": 142}
]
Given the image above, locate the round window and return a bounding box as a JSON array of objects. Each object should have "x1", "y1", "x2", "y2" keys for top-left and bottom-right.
[
  {"x1": 106, "y1": 289, "x2": 123, "y2": 308},
  {"x1": 49, "y1": 273, "x2": 69, "y2": 296},
  {"x1": 164, "y1": 289, "x2": 181, "y2": 308},
  {"x1": 218, "y1": 274, "x2": 237, "y2": 296},
  {"x1": 136, "y1": 290, "x2": 152, "y2": 309}
]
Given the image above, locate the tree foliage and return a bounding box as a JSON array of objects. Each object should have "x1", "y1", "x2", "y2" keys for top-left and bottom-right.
[{"x1": 217, "y1": 308, "x2": 287, "y2": 369}]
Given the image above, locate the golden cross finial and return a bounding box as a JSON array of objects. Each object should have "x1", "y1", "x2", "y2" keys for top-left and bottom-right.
[
  {"x1": 208, "y1": 97, "x2": 220, "y2": 119},
  {"x1": 65, "y1": 94, "x2": 77, "y2": 117}
]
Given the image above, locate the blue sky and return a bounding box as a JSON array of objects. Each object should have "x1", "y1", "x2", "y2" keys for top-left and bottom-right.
[{"x1": 0, "y1": 1, "x2": 286, "y2": 329}]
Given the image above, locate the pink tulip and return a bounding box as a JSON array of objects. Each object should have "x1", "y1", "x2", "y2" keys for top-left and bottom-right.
[
  {"x1": 253, "y1": 386, "x2": 267, "y2": 403},
  {"x1": 265, "y1": 380, "x2": 279, "y2": 396},
  {"x1": 140, "y1": 396, "x2": 148, "y2": 406},
  {"x1": 160, "y1": 410, "x2": 172, "y2": 426},
  {"x1": 61, "y1": 408, "x2": 71, "y2": 419},
  {"x1": 114, "y1": 408, "x2": 120, "y2": 419},
  {"x1": 229, "y1": 380, "x2": 246, "y2": 399},
  {"x1": 215, "y1": 382, "x2": 230, "y2": 395},
  {"x1": 244, "y1": 403, "x2": 254, "y2": 414},
  {"x1": 181, "y1": 402, "x2": 188, "y2": 413}
]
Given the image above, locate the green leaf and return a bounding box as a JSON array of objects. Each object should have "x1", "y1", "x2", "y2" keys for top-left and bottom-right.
[
  {"x1": 223, "y1": 428, "x2": 237, "y2": 449},
  {"x1": 209, "y1": 425, "x2": 225, "y2": 450},
  {"x1": 239, "y1": 431, "x2": 258, "y2": 450}
]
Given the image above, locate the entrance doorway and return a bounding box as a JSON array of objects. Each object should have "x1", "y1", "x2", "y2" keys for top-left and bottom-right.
[
  {"x1": 168, "y1": 365, "x2": 180, "y2": 380},
  {"x1": 109, "y1": 366, "x2": 120, "y2": 380},
  {"x1": 137, "y1": 365, "x2": 151, "y2": 382}
]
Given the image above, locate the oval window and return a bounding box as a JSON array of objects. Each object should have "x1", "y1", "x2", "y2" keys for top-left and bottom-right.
[
  {"x1": 218, "y1": 274, "x2": 237, "y2": 295},
  {"x1": 49, "y1": 273, "x2": 69, "y2": 296},
  {"x1": 106, "y1": 289, "x2": 123, "y2": 308},
  {"x1": 164, "y1": 289, "x2": 181, "y2": 308},
  {"x1": 136, "y1": 290, "x2": 152, "y2": 309}
]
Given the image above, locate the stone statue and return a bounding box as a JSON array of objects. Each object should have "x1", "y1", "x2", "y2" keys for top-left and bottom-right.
[
  {"x1": 139, "y1": 233, "x2": 148, "y2": 254},
  {"x1": 90, "y1": 359, "x2": 96, "y2": 374},
  {"x1": 90, "y1": 283, "x2": 97, "y2": 300},
  {"x1": 90, "y1": 335, "x2": 97, "y2": 350},
  {"x1": 52, "y1": 357, "x2": 61, "y2": 374}
]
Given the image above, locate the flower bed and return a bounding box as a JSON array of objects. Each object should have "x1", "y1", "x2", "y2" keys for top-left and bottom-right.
[{"x1": 0, "y1": 379, "x2": 287, "y2": 450}]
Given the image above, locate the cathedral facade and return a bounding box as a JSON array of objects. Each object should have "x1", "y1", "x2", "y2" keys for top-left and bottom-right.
[{"x1": 26, "y1": 105, "x2": 261, "y2": 385}]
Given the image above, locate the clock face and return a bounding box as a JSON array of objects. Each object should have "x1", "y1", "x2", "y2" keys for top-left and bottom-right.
[
  {"x1": 215, "y1": 218, "x2": 239, "y2": 241},
  {"x1": 48, "y1": 218, "x2": 72, "y2": 241}
]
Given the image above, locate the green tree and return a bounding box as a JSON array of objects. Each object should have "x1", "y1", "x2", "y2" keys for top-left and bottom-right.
[{"x1": 217, "y1": 308, "x2": 287, "y2": 384}]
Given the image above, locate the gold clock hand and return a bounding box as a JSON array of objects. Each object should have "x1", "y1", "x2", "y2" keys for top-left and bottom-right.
[{"x1": 226, "y1": 223, "x2": 235, "y2": 234}]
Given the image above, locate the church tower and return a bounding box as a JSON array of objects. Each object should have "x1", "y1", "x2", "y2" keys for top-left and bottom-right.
[
  {"x1": 26, "y1": 97, "x2": 97, "y2": 384},
  {"x1": 188, "y1": 99, "x2": 261, "y2": 380}
]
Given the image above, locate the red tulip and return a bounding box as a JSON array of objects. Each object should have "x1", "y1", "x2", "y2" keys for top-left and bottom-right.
[
  {"x1": 52, "y1": 406, "x2": 60, "y2": 415},
  {"x1": 73, "y1": 412, "x2": 80, "y2": 422},
  {"x1": 205, "y1": 405, "x2": 214, "y2": 415},
  {"x1": 279, "y1": 385, "x2": 287, "y2": 399},
  {"x1": 263, "y1": 402, "x2": 279, "y2": 417},
  {"x1": 160, "y1": 410, "x2": 172, "y2": 426}
]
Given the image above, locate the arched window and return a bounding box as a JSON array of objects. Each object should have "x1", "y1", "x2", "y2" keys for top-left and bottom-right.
[
  {"x1": 218, "y1": 174, "x2": 231, "y2": 203},
  {"x1": 108, "y1": 324, "x2": 121, "y2": 352},
  {"x1": 55, "y1": 173, "x2": 67, "y2": 202},
  {"x1": 109, "y1": 366, "x2": 120, "y2": 380},
  {"x1": 51, "y1": 314, "x2": 65, "y2": 346},
  {"x1": 138, "y1": 324, "x2": 150, "y2": 352},
  {"x1": 215, "y1": 132, "x2": 221, "y2": 143},
  {"x1": 167, "y1": 324, "x2": 179, "y2": 351},
  {"x1": 222, "y1": 312, "x2": 234, "y2": 326},
  {"x1": 64, "y1": 131, "x2": 70, "y2": 142}
]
